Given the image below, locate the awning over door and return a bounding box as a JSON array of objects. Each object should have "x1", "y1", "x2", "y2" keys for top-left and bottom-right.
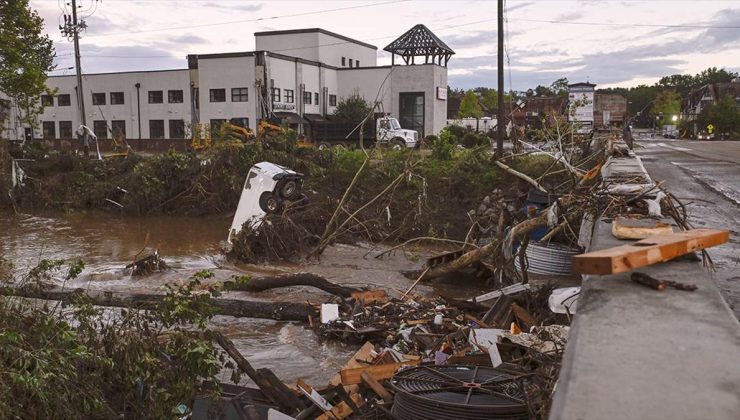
[
  {"x1": 273, "y1": 112, "x2": 308, "y2": 124},
  {"x1": 303, "y1": 113, "x2": 326, "y2": 123}
]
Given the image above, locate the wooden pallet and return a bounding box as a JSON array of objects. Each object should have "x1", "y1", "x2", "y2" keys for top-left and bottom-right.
[{"x1": 572, "y1": 228, "x2": 729, "y2": 274}]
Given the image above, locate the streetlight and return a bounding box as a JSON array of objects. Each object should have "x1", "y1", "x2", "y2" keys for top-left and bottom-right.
[{"x1": 671, "y1": 115, "x2": 678, "y2": 122}]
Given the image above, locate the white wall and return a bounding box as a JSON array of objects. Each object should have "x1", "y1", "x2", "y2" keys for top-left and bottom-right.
[
  {"x1": 267, "y1": 56, "x2": 298, "y2": 114},
  {"x1": 316, "y1": 32, "x2": 377, "y2": 68},
  {"x1": 256, "y1": 33, "x2": 320, "y2": 62},
  {"x1": 197, "y1": 56, "x2": 256, "y2": 130},
  {"x1": 34, "y1": 69, "x2": 192, "y2": 140},
  {"x1": 337, "y1": 64, "x2": 448, "y2": 136}
]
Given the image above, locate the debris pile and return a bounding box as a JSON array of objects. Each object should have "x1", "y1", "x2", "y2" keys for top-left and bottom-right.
[{"x1": 126, "y1": 247, "x2": 168, "y2": 276}]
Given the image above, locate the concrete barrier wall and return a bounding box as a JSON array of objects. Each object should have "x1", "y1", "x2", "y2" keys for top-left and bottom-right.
[{"x1": 550, "y1": 151, "x2": 740, "y2": 419}]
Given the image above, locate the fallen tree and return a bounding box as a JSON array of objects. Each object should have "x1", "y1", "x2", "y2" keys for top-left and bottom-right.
[
  {"x1": 0, "y1": 286, "x2": 317, "y2": 322},
  {"x1": 223, "y1": 272, "x2": 362, "y2": 298}
]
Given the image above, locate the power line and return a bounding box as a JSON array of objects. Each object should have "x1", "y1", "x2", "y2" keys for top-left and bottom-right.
[
  {"x1": 509, "y1": 18, "x2": 740, "y2": 30},
  {"x1": 83, "y1": 0, "x2": 409, "y2": 38}
]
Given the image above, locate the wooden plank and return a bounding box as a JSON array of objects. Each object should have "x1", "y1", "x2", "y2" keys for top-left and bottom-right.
[
  {"x1": 329, "y1": 342, "x2": 375, "y2": 387},
  {"x1": 612, "y1": 216, "x2": 673, "y2": 240},
  {"x1": 316, "y1": 393, "x2": 364, "y2": 420},
  {"x1": 361, "y1": 371, "x2": 393, "y2": 403},
  {"x1": 572, "y1": 229, "x2": 729, "y2": 274},
  {"x1": 340, "y1": 361, "x2": 419, "y2": 386}
]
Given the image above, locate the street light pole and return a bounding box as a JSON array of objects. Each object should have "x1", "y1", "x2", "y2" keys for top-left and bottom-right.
[
  {"x1": 71, "y1": 0, "x2": 85, "y2": 127},
  {"x1": 496, "y1": 0, "x2": 504, "y2": 157}
]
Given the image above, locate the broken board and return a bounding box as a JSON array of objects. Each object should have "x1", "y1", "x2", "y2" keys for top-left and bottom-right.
[
  {"x1": 612, "y1": 216, "x2": 673, "y2": 240},
  {"x1": 572, "y1": 228, "x2": 729, "y2": 274},
  {"x1": 339, "y1": 360, "x2": 419, "y2": 385}
]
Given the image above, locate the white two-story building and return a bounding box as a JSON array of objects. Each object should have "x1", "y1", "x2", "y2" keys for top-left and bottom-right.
[{"x1": 2, "y1": 25, "x2": 452, "y2": 142}]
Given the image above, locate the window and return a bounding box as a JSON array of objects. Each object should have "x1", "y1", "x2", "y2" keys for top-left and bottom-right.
[
  {"x1": 303, "y1": 91, "x2": 312, "y2": 105},
  {"x1": 41, "y1": 95, "x2": 54, "y2": 107},
  {"x1": 92, "y1": 93, "x2": 106, "y2": 105},
  {"x1": 210, "y1": 119, "x2": 226, "y2": 137},
  {"x1": 148, "y1": 90, "x2": 163, "y2": 104},
  {"x1": 42, "y1": 121, "x2": 56, "y2": 139},
  {"x1": 349, "y1": 58, "x2": 353, "y2": 67},
  {"x1": 58, "y1": 94, "x2": 71, "y2": 106},
  {"x1": 399, "y1": 92, "x2": 425, "y2": 137},
  {"x1": 149, "y1": 120, "x2": 165, "y2": 139},
  {"x1": 93, "y1": 120, "x2": 108, "y2": 139},
  {"x1": 314, "y1": 92, "x2": 319, "y2": 105},
  {"x1": 169, "y1": 120, "x2": 185, "y2": 139},
  {"x1": 59, "y1": 121, "x2": 73, "y2": 138},
  {"x1": 329, "y1": 94, "x2": 337, "y2": 107},
  {"x1": 111, "y1": 120, "x2": 126, "y2": 138},
  {"x1": 342, "y1": 57, "x2": 346, "y2": 66},
  {"x1": 356, "y1": 61, "x2": 360, "y2": 67},
  {"x1": 231, "y1": 87, "x2": 248, "y2": 102},
  {"x1": 284, "y1": 89, "x2": 294, "y2": 103},
  {"x1": 209, "y1": 88, "x2": 226, "y2": 102},
  {"x1": 168, "y1": 89, "x2": 183, "y2": 103},
  {"x1": 230, "y1": 117, "x2": 249, "y2": 129},
  {"x1": 271, "y1": 88, "x2": 281, "y2": 102},
  {"x1": 109, "y1": 92, "x2": 124, "y2": 105}
]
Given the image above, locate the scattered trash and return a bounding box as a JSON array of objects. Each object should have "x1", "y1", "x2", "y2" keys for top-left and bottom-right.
[
  {"x1": 320, "y1": 303, "x2": 340, "y2": 323},
  {"x1": 631, "y1": 272, "x2": 698, "y2": 292},
  {"x1": 126, "y1": 247, "x2": 168, "y2": 276},
  {"x1": 612, "y1": 216, "x2": 673, "y2": 240},
  {"x1": 514, "y1": 241, "x2": 580, "y2": 276},
  {"x1": 548, "y1": 287, "x2": 580, "y2": 314}
]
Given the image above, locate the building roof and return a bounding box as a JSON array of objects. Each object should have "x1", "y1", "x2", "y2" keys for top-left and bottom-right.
[
  {"x1": 383, "y1": 24, "x2": 454, "y2": 66},
  {"x1": 254, "y1": 28, "x2": 377, "y2": 50},
  {"x1": 568, "y1": 82, "x2": 596, "y2": 88}
]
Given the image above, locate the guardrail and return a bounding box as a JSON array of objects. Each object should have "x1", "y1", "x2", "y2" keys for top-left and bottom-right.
[{"x1": 549, "y1": 143, "x2": 740, "y2": 420}]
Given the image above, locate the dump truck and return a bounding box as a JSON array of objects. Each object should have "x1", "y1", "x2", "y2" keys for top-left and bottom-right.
[{"x1": 308, "y1": 115, "x2": 418, "y2": 150}]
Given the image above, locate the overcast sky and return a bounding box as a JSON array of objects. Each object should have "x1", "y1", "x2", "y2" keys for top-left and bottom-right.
[{"x1": 33, "y1": 0, "x2": 740, "y2": 90}]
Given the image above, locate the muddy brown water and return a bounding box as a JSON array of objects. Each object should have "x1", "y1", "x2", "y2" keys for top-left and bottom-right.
[{"x1": 0, "y1": 212, "x2": 491, "y2": 385}]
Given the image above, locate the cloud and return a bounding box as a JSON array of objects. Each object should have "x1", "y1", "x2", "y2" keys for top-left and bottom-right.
[
  {"x1": 444, "y1": 27, "x2": 524, "y2": 51},
  {"x1": 167, "y1": 34, "x2": 209, "y2": 45},
  {"x1": 556, "y1": 11, "x2": 584, "y2": 22},
  {"x1": 202, "y1": 2, "x2": 262, "y2": 12}
]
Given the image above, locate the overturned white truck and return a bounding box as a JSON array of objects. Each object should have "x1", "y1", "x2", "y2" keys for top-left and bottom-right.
[{"x1": 227, "y1": 162, "x2": 306, "y2": 243}]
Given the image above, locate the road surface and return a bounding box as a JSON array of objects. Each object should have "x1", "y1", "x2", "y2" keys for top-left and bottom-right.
[{"x1": 635, "y1": 138, "x2": 740, "y2": 317}]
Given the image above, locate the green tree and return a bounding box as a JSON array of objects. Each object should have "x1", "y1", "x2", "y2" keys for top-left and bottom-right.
[
  {"x1": 333, "y1": 90, "x2": 372, "y2": 122},
  {"x1": 0, "y1": 0, "x2": 55, "y2": 131},
  {"x1": 651, "y1": 90, "x2": 681, "y2": 127},
  {"x1": 699, "y1": 95, "x2": 740, "y2": 137},
  {"x1": 549, "y1": 77, "x2": 569, "y2": 97},
  {"x1": 457, "y1": 90, "x2": 483, "y2": 118}
]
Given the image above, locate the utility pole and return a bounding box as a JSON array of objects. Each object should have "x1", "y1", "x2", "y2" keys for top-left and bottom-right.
[
  {"x1": 60, "y1": 0, "x2": 87, "y2": 127},
  {"x1": 496, "y1": 0, "x2": 504, "y2": 157}
]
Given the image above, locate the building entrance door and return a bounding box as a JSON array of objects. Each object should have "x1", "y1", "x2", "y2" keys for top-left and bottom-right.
[{"x1": 399, "y1": 92, "x2": 424, "y2": 137}]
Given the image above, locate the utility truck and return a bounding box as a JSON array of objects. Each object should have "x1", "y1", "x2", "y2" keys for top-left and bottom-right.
[{"x1": 309, "y1": 115, "x2": 418, "y2": 150}]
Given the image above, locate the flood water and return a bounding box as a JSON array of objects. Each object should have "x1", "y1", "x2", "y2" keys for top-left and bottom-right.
[{"x1": 0, "y1": 211, "x2": 490, "y2": 385}]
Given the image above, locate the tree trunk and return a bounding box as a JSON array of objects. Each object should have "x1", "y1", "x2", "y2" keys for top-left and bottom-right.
[
  {"x1": 0, "y1": 286, "x2": 317, "y2": 322},
  {"x1": 226, "y1": 273, "x2": 361, "y2": 298}
]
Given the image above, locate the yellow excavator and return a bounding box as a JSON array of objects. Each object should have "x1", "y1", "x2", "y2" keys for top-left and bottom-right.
[{"x1": 191, "y1": 120, "x2": 287, "y2": 151}]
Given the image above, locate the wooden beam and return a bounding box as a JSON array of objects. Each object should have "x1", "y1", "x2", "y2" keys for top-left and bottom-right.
[
  {"x1": 339, "y1": 360, "x2": 419, "y2": 385},
  {"x1": 360, "y1": 371, "x2": 393, "y2": 403},
  {"x1": 572, "y1": 229, "x2": 729, "y2": 275}
]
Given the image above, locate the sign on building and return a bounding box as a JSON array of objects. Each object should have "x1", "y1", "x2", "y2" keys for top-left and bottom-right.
[
  {"x1": 568, "y1": 83, "x2": 595, "y2": 133},
  {"x1": 436, "y1": 86, "x2": 447, "y2": 100}
]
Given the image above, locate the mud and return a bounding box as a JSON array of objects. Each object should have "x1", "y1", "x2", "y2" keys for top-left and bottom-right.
[{"x1": 0, "y1": 211, "x2": 489, "y2": 384}]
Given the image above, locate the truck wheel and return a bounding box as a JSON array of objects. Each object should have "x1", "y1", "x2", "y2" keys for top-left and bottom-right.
[
  {"x1": 278, "y1": 179, "x2": 301, "y2": 200},
  {"x1": 317, "y1": 142, "x2": 331, "y2": 150},
  {"x1": 392, "y1": 138, "x2": 406, "y2": 150},
  {"x1": 259, "y1": 192, "x2": 282, "y2": 214}
]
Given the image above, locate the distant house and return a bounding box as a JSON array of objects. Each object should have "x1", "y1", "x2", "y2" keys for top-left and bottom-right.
[
  {"x1": 594, "y1": 94, "x2": 627, "y2": 128},
  {"x1": 684, "y1": 79, "x2": 740, "y2": 133}
]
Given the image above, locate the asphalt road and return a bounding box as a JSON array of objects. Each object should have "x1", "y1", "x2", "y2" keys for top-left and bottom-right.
[{"x1": 635, "y1": 138, "x2": 740, "y2": 318}]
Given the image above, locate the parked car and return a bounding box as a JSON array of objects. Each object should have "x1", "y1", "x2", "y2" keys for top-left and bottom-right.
[{"x1": 696, "y1": 131, "x2": 714, "y2": 141}]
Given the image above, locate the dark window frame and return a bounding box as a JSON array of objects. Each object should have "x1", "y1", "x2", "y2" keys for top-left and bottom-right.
[
  {"x1": 314, "y1": 92, "x2": 319, "y2": 105},
  {"x1": 148, "y1": 90, "x2": 164, "y2": 104},
  {"x1": 92, "y1": 93, "x2": 106, "y2": 105},
  {"x1": 209, "y1": 88, "x2": 226, "y2": 103},
  {"x1": 329, "y1": 94, "x2": 337, "y2": 107},
  {"x1": 110, "y1": 92, "x2": 124, "y2": 105},
  {"x1": 271, "y1": 88, "x2": 281, "y2": 103},
  {"x1": 341, "y1": 57, "x2": 346, "y2": 66},
  {"x1": 349, "y1": 58, "x2": 353, "y2": 67},
  {"x1": 93, "y1": 120, "x2": 108, "y2": 139},
  {"x1": 303, "y1": 91, "x2": 312, "y2": 105},
  {"x1": 231, "y1": 87, "x2": 248, "y2": 102},
  {"x1": 58, "y1": 94, "x2": 71, "y2": 106},
  {"x1": 42, "y1": 121, "x2": 56, "y2": 139},
  {"x1": 284, "y1": 89, "x2": 294, "y2": 103},
  {"x1": 149, "y1": 119, "x2": 165, "y2": 139},
  {"x1": 111, "y1": 120, "x2": 126, "y2": 138},
  {"x1": 168, "y1": 89, "x2": 184, "y2": 103},
  {"x1": 59, "y1": 121, "x2": 73, "y2": 138},
  {"x1": 41, "y1": 95, "x2": 54, "y2": 107},
  {"x1": 169, "y1": 119, "x2": 185, "y2": 139}
]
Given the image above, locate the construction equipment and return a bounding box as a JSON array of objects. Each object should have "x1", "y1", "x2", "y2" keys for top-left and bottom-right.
[{"x1": 191, "y1": 120, "x2": 287, "y2": 151}]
